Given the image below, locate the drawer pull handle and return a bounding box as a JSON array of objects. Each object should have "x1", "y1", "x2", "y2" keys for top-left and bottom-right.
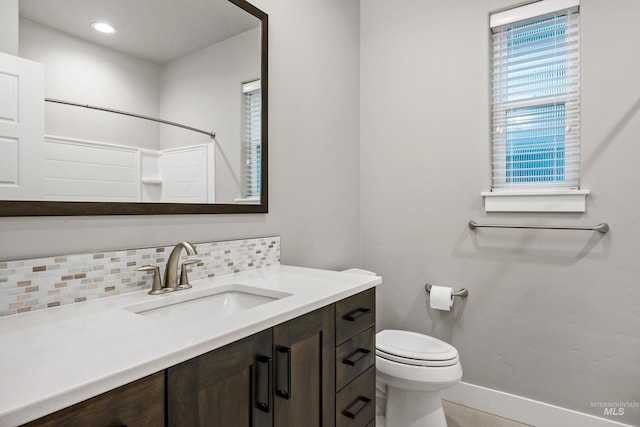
[
  {"x1": 344, "y1": 308, "x2": 371, "y2": 322},
  {"x1": 276, "y1": 346, "x2": 291, "y2": 400},
  {"x1": 344, "y1": 396, "x2": 371, "y2": 419},
  {"x1": 344, "y1": 348, "x2": 371, "y2": 366},
  {"x1": 256, "y1": 355, "x2": 272, "y2": 413}
]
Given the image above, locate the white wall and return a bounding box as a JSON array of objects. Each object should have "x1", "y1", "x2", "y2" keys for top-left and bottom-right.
[
  {"x1": 160, "y1": 27, "x2": 261, "y2": 203},
  {"x1": 0, "y1": 0, "x2": 19, "y2": 56},
  {"x1": 19, "y1": 19, "x2": 162, "y2": 150},
  {"x1": 360, "y1": 0, "x2": 640, "y2": 424},
  {"x1": 0, "y1": 0, "x2": 362, "y2": 275}
]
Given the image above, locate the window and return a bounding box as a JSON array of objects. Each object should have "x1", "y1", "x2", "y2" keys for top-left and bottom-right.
[
  {"x1": 242, "y1": 80, "x2": 261, "y2": 200},
  {"x1": 485, "y1": 0, "x2": 585, "y2": 212}
]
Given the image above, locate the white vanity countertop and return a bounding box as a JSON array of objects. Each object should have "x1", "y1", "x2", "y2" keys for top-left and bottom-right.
[{"x1": 0, "y1": 265, "x2": 381, "y2": 426}]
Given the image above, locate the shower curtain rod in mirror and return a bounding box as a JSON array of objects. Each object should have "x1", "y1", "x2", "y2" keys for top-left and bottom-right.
[{"x1": 45, "y1": 98, "x2": 216, "y2": 139}]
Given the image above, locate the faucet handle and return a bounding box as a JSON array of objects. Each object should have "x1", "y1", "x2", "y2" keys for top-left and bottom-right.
[
  {"x1": 136, "y1": 265, "x2": 166, "y2": 295},
  {"x1": 177, "y1": 259, "x2": 201, "y2": 290}
]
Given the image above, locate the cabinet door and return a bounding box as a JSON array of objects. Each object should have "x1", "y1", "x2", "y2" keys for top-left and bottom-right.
[
  {"x1": 23, "y1": 372, "x2": 165, "y2": 427},
  {"x1": 273, "y1": 305, "x2": 335, "y2": 427},
  {"x1": 167, "y1": 329, "x2": 273, "y2": 427}
]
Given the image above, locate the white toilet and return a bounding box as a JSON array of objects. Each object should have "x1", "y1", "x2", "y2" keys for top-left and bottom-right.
[{"x1": 376, "y1": 329, "x2": 462, "y2": 427}]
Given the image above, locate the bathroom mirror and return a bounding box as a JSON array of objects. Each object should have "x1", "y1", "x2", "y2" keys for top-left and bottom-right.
[{"x1": 0, "y1": 0, "x2": 267, "y2": 216}]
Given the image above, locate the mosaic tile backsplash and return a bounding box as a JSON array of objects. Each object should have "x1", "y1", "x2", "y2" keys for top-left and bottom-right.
[{"x1": 0, "y1": 236, "x2": 280, "y2": 317}]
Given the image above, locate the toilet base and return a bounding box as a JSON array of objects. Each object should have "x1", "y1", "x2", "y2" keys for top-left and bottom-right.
[{"x1": 385, "y1": 386, "x2": 448, "y2": 427}]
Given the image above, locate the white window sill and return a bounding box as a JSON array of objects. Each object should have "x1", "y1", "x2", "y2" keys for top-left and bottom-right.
[
  {"x1": 234, "y1": 196, "x2": 260, "y2": 204},
  {"x1": 481, "y1": 189, "x2": 590, "y2": 212}
]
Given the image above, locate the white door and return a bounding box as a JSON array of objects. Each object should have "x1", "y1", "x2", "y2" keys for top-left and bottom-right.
[{"x1": 0, "y1": 52, "x2": 44, "y2": 200}]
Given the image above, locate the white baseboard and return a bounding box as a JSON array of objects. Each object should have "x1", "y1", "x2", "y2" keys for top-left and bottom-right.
[{"x1": 440, "y1": 382, "x2": 636, "y2": 427}]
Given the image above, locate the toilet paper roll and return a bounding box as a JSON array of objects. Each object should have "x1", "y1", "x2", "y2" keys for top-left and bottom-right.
[{"x1": 429, "y1": 285, "x2": 454, "y2": 311}]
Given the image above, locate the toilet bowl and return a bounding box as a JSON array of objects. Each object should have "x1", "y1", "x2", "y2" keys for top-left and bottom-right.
[{"x1": 376, "y1": 330, "x2": 462, "y2": 427}]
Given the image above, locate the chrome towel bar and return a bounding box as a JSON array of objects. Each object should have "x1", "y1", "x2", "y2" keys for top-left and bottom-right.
[
  {"x1": 425, "y1": 284, "x2": 468, "y2": 298},
  {"x1": 468, "y1": 220, "x2": 609, "y2": 234}
]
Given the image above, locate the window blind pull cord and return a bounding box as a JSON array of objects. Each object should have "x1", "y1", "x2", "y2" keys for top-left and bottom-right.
[
  {"x1": 45, "y1": 98, "x2": 216, "y2": 139},
  {"x1": 468, "y1": 220, "x2": 609, "y2": 234}
]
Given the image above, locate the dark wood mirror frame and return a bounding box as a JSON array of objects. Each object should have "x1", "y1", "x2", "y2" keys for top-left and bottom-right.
[{"x1": 0, "y1": 0, "x2": 267, "y2": 217}]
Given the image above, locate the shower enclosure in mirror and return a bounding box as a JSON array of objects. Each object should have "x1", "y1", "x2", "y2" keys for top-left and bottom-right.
[{"x1": 0, "y1": 0, "x2": 267, "y2": 215}]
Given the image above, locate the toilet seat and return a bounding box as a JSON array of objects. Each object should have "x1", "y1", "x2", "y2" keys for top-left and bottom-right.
[
  {"x1": 376, "y1": 348, "x2": 459, "y2": 367},
  {"x1": 376, "y1": 330, "x2": 459, "y2": 367}
]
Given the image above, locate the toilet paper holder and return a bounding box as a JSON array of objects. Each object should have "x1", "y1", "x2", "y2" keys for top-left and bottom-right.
[{"x1": 425, "y1": 283, "x2": 468, "y2": 298}]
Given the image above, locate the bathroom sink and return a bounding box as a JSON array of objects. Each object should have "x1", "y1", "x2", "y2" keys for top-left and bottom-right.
[{"x1": 123, "y1": 284, "x2": 291, "y2": 320}]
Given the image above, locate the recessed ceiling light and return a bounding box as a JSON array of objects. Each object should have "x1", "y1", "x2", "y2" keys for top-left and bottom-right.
[{"x1": 91, "y1": 22, "x2": 117, "y2": 34}]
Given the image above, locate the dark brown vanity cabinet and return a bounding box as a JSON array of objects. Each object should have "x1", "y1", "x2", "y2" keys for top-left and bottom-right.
[
  {"x1": 167, "y1": 305, "x2": 335, "y2": 427},
  {"x1": 23, "y1": 372, "x2": 165, "y2": 427},
  {"x1": 22, "y1": 289, "x2": 376, "y2": 427}
]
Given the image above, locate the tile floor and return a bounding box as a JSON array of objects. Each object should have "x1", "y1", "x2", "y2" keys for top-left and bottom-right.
[
  {"x1": 375, "y1": 399, "x2": 532, "y2": 426},
  {"x1": 443, "y1": 400, "x2": 533, "y2": 427}
]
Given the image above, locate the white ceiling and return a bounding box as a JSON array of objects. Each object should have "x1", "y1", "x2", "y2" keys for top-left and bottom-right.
[{"x1": 19, "y1": 0, "x2": 261, "y2": 64}]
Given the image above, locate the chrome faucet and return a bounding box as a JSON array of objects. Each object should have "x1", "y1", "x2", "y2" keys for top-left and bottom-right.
[
  {"x1": 164, "y1": 241, "x2": 199, "y2": 290},
  {"x1": 137, "y1": 241, "x2": 200, "y2": 294}
]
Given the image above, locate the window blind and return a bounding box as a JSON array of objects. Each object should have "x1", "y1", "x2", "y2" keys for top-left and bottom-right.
[
  {"x1": 490, "y1": 4, "x2": 580, "y2": 190},
  {"x1": 242, "y1": 80, "x2": 261, "y2": 198}
]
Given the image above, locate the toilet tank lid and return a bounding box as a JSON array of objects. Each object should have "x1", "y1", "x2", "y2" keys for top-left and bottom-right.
[{"x1": 376, "y1": 329, "x2": 458, "y2": 361}]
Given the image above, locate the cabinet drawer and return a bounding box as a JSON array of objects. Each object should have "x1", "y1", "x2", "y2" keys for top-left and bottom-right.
[
  {"x1": 336, "y1": 326, "x2": 375, "y2": 391},
  {"x1": 336, "y1": 366, "x2": 375, "y2": 427},
  {"x1": 335, "y1": 288, "x2": 375, "y2": 345},
  {"x1": 23, "y1": 372, "x2": 165, "y2": 427}
]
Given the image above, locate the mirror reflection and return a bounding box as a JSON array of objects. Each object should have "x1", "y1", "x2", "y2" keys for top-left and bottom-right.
[{"x1": 11, "y1": 0, "x2": 262, "y2": 205}]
